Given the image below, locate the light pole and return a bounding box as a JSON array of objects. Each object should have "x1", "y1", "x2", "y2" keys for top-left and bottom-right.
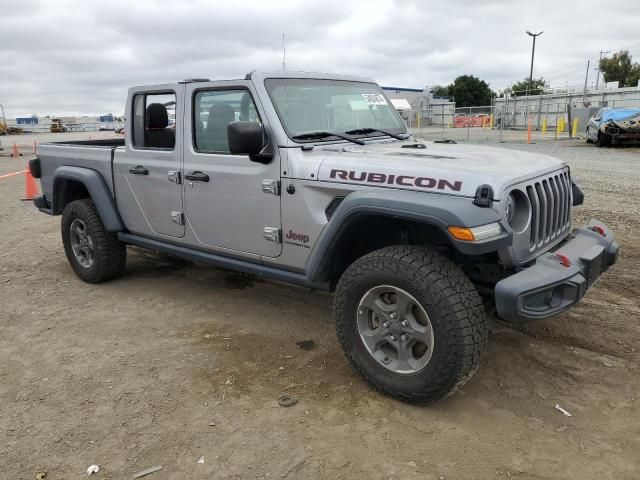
[
  {"x1": 526, "y1": 30, "x2": 544, "y2": 95},
  {"x1": 595, "y1": 50, "x2": 610, "y2": 90}
]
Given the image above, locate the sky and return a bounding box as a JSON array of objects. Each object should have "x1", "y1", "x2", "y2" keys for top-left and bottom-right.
[{"x1": 1, "y1": 0, "x2": 639, "y2": 117}]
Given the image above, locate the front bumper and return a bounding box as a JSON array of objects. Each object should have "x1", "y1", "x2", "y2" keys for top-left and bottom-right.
[{"x1": 495, "y1": 220, "x2": 618, "y2": 322}]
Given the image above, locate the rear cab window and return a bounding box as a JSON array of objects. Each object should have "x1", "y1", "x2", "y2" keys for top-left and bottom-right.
[{"x1": 132, "y1": 92, "x2": 177, "y2": 150}]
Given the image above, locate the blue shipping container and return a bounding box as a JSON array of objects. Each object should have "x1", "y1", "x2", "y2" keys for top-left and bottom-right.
[{"x1": 16, "y1": 117, "x2": 38, "y2": 125}]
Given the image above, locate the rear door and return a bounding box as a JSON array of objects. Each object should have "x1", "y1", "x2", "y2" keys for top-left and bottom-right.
[
  {"x1": 182, "y1": 81, "x2": 282, "y2": 257},
  {"x1": 113, "y1": 85, "x2": 185, "y2": 238}
]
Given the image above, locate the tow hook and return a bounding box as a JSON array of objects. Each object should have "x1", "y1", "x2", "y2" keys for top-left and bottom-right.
[{"x1": 555, "y1": 253, "x2": 571, "y2": 267}]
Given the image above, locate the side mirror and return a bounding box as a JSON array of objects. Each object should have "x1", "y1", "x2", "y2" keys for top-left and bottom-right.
[{"x1": 227, "y1": 121, "x2": 272, "y2": 163}]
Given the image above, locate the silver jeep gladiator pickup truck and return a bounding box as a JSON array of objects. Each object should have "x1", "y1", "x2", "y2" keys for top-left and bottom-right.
[{"x1": 30, "y1": 71, "x2": 619, "y2": 403}]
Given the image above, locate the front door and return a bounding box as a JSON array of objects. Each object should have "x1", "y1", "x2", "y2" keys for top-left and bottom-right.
[
  {"x1": 114, "y1": 87, "x2": 184, "y2": 238},
  {"x1": 182, "y1": 83, "x2": 282, "y2": 257}
]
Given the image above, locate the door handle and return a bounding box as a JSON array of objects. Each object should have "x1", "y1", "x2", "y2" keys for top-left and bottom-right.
[
  {"x1": 184, "y1": 171, "x2": 210, "y2": 182},
  {"x1": 129, "y1": 166, "x2": 149, "y2": 175}
]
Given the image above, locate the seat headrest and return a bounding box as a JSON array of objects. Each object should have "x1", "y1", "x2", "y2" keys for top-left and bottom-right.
[
  {"x1": 146, "y1": 103, "x2": 169, "y2": 129},
  {"x1": 207, "y1": 104, "x2": 236, "y2": 130}
]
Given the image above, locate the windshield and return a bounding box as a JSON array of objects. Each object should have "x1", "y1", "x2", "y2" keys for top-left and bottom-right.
[{"x1": 264, "y1": 78, "x2": 407, "y2": 141}]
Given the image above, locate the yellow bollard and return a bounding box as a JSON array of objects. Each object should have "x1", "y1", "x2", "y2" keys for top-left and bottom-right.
[
  {"x1": 572, "y1": 118, "x2": 579, "y2": 137},
  {"x1": 558, "y1": 117, "x2": 564, "y2": 133},
  {"x1": 489, "y1": 113, "x2": 494, "y2": 129},
  {"x1": 556, "y1": 120, "x2": 562, "y2": 135},
  {"x1": 542, "y1": 118, "x2": 547, "y2": 135},
  {"x1": 482, "y1": 116, "x2": 486, "y2": 129},
  {"x1": 417, "y1": 115, "x2": 421, "y2": 129}
]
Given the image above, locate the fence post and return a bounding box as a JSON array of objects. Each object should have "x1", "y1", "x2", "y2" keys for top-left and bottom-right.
[{"x1": 537, "y1": 94, "x2": 543, "y2": 130}]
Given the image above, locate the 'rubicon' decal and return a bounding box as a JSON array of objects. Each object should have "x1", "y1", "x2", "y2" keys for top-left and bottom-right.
[{"x1": 329, "y1": 169, "x2": 462, "y2": 192}]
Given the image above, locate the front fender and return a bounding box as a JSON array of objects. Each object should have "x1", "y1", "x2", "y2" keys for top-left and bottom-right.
[
  {"x1": 52, "y1": 166, "x2": 124, "y2": 232},
  {"x1": 305, "y1": 189, "x2": 511, "y2": 283}
]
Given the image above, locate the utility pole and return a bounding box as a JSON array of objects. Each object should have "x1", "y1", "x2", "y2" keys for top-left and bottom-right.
[
  {"x1": 526, "y1": 30, "x2": 544, "y2": 95},
  {"x1": 582, "y1": 60, "x2": 590, "y2": 105},
  {"x1": 595, "y1": 50, "x2": 610, "y2": 90}
]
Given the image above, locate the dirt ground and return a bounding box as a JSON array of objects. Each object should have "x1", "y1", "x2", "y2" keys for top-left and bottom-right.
[{"x1": 1, "y1": 134, "x2": 639, "y2": 479}]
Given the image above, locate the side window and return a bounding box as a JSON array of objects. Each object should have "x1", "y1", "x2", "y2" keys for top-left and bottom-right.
[
  {"x1": 194, "y1": 89, "x2": 261, "y2": 154},
  {"x1": 132, "y1": 92, "x2": 176, "y2": 150}
]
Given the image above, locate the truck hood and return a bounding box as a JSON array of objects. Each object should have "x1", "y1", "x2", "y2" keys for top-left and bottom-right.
[{"x1": 315, "y1": 140, "x2": 567, "y2": 199}]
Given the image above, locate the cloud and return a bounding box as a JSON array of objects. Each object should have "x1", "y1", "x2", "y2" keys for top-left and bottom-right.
[{"x1": 1, "y1": 0, "x2": 638, "y2": 116}]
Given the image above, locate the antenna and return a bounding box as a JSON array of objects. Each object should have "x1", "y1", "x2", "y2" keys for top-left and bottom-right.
[
  {"x1": 282, "y1": 33, "x2": 286, "y2": 72},
  {"x1": 282, "y1": 33, "x2": 288, "y2": 125}
]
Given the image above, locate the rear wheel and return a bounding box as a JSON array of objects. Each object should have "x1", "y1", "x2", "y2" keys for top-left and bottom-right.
[
  {"x1": 61, "y1": 199, "x2": 126, "y2": 283},
  {"x1": 334, "y1": 246, "x2": 487, "y2": 403}
]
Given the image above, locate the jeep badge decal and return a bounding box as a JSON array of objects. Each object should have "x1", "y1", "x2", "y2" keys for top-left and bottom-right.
[
  {"x1": 329, "y1": 169, "x2": 462, "y2": 192},
  {"x1": 284, "y1": 230, "x2": 311, "y2": 249}
]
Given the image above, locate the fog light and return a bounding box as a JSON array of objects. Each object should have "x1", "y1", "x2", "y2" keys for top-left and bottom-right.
[{"x1": 545, "y1": 286, "x2": 563, "y2": 309}]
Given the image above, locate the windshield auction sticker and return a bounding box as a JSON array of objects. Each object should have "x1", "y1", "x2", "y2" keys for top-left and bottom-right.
[{"x1": 361, "y1": 93, "x2": 387, "y2": 105}]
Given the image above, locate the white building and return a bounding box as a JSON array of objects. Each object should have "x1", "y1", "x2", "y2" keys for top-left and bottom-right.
[{"x1": 382, "y1": 86, "x2": 455, "y2": 126}]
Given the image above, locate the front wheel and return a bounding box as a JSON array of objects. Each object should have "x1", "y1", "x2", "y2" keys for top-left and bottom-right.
[
  {"x1": 585, "y1": 127, "x2": 593, "y2": 143},
  {"x1": 61, "y1": 199, "x2": 126, "y2": 283},
  {"x1": 334, "y1": 246, "x2": 487, "y2": 403},
  {"x1": 596, "y1": 131, "x2": 610, "y2": 147}
]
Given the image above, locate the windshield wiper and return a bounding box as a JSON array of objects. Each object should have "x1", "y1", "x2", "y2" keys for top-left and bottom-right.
[
  {"x1": 344, "y1": 127, "x2": 409, "y2": 140},
  {"x1": 291, "y1": 131, "x2": 365, "y2": 145}
]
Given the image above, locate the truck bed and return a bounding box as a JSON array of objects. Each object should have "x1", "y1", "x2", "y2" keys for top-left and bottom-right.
[
  {"x1": 37, "y1": 139, "x2": 125, "y2": 202},
  {"x1": 53, "y1": 138, "x2": 126, "y2": 147}
]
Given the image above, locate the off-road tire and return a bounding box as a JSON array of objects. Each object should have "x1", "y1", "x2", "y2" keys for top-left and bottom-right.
[
  {"x1": 334, "y1": 246, "x2": 487, "y2": 403},
  {"x1": 61, "y1": 199, "x2": 126, "y2": 283}
]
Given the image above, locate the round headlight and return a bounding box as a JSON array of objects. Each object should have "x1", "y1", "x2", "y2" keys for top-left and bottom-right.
[
  {"x1": 505, "y1": 189, "x2": 531, "y2": 233},
  {"x1": 505, "y1": 193, "x2": 516, "y2": 224}
]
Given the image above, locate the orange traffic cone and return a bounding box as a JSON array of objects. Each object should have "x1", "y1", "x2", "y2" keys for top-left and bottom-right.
[
  {"x1": 22, "y1": 170, "x2": 39, "y2": 201},
  {"x1": 12, "y1": 143, "x2": 20, "y2": 158}
]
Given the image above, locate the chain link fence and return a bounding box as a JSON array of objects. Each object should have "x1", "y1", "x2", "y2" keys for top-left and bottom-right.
[{"x1": 404, "y1": 92, "x2": 640, "y2": 144}]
